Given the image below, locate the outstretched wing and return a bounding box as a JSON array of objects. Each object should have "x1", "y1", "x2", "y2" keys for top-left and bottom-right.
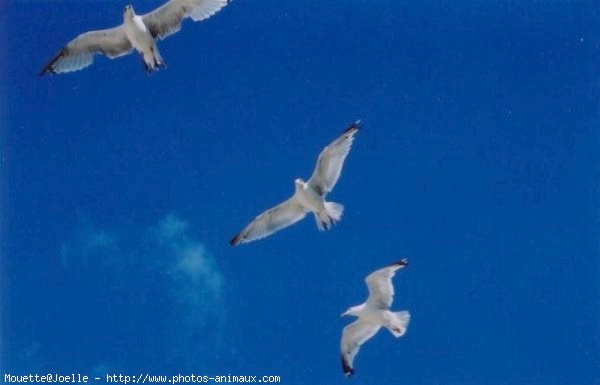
[
  {"x1": 365, "y1": 259, "x2": 408, "y2": 309},
  {"x1": 340, "y1": 319, "x2": 380, "y2": 377},
  {"x1": 230, "y1": 196, "x2": 308, "y2": 246},
  {"x1": 307, "y1": 120, "x2": 360, "y2": 197},
  {"x1": 142, "y1": 0, "x2": 230, "y2": 40},
  {"x1": 40, "y1": 26, "x2": 132, "y2": 75}
]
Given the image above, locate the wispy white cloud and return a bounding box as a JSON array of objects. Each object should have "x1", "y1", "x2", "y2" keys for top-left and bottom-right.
[
  {"x1": 57, "y1": 214, "x2": 225, "y2": 370},
  {"x1": 152, "y1": 215, "x2": 226, "y2": 365},
  {"x1": 156, "y1": 214, "x2": 223, "y2": 299},
  {"x1": 60, "y1": 216, "x2": 118, "y2": 269},
  {"x1": 155, "y1": 215, "x2": 224, "y2": 328}
]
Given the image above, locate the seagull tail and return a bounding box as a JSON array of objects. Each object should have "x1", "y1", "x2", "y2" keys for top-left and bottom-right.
[
  {"x1": 152, "y1": 45, "x2": 166, "y2": 69},
  {"x1": 314, "y1": 201, "x2": 344, "y2": 231},
  {"x1": 387, "y1": 310, "x2": 411, "y2": 338},
  {"x1": 142, "y1": 45, "x2": 166, "y2": 73}
]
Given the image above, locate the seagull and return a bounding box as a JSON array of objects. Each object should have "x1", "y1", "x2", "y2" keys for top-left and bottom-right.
[
  {"x1": 39, "y1": 0, "x2": 230, "y2": 75},
  {"x1": 229, "y1": 120, "x2": 361, "y2": 246},
  {"x1": 341, "y1": 258, "x2": 411, "y2": 377}
]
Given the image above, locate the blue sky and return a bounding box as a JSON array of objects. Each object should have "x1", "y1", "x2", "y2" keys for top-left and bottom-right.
[{"x1": 1, "y1": 0, "x2": 600, "y2": 384}]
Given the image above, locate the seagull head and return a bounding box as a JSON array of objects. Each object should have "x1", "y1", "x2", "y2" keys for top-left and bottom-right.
[{"x1": 123, "y1": 4, "x2": 134, "y2": 17}]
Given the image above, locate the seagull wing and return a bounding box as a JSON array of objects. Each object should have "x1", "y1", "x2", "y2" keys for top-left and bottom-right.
[
  {"x1": 340, "y1": 319, "x2": 381, "y2": 377},
  {"x1": 365, "y1": 259, "x2": 408, "y2": 309},
  {"x1": 40, "y1": 26, "x2": 132, "y2": 75},
  {"x1": 307, "y1": 120, "x2": 360, "y2": 197},
  {"x1": 142, "y1": 0, "x2": 230, "y2": 40},
  {"x1": 230, "y1": 196, "x2": 308, "y2": 246}
]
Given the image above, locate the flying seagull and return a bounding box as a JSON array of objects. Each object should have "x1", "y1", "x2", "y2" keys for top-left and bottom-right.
[
  {"x1": 341, "y1": 258, "x2": 411, "y2": 377},
  {"x1": 229, "y1": 120, "x2": 361, "y2": 246},
  {"x1": 39, "y1": 0, "x2": 230, "y2": 75}
]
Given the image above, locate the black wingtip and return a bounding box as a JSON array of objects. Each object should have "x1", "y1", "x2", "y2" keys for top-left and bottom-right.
[
  {"x1": 343, "y1": 119, "x2": 362, "y2": 134},
  {"x1": 229, "y1": 233, "x2": 241, "y2": 246},
  {"x1": 341, "y1": 356, "x2": 354, "y2": 377},
  {"x1": 390, "y1": 258, "x2": 408, "y2": 267},
  {"x1": 38, "y1": 64, "x2": 55, "y2": 77},
  {"x1": 39, "y1": 48, "x2": 65, "y2": 77}
]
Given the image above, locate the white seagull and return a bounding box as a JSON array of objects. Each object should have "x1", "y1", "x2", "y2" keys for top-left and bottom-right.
[
  {"x1": 341, "y1": 258, "x2": 411, "y2": 377},
  {"x1": 229, "y1": 120, "x2": 361, "y2": 246},
  {"x1": 39, "y1": 0, "x2": 230, "y2": 75}
]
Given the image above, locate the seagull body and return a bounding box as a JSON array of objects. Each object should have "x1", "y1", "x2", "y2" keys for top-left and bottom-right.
[
  {"x1": 293, "y1": 178, "x2": 338, "y2": 228},
  {"x1": 39, "y1": 0, "x2": 230, "y2": 75},
  {"x1": 229, "y1": 120, "x2": 361, "y2": 246},
  {"x1": 123, "y1": 5, "x2": 165, "y2": 72},
  {"x1": 341, "y1": 259, "x2": 411, "y2": 377}
]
